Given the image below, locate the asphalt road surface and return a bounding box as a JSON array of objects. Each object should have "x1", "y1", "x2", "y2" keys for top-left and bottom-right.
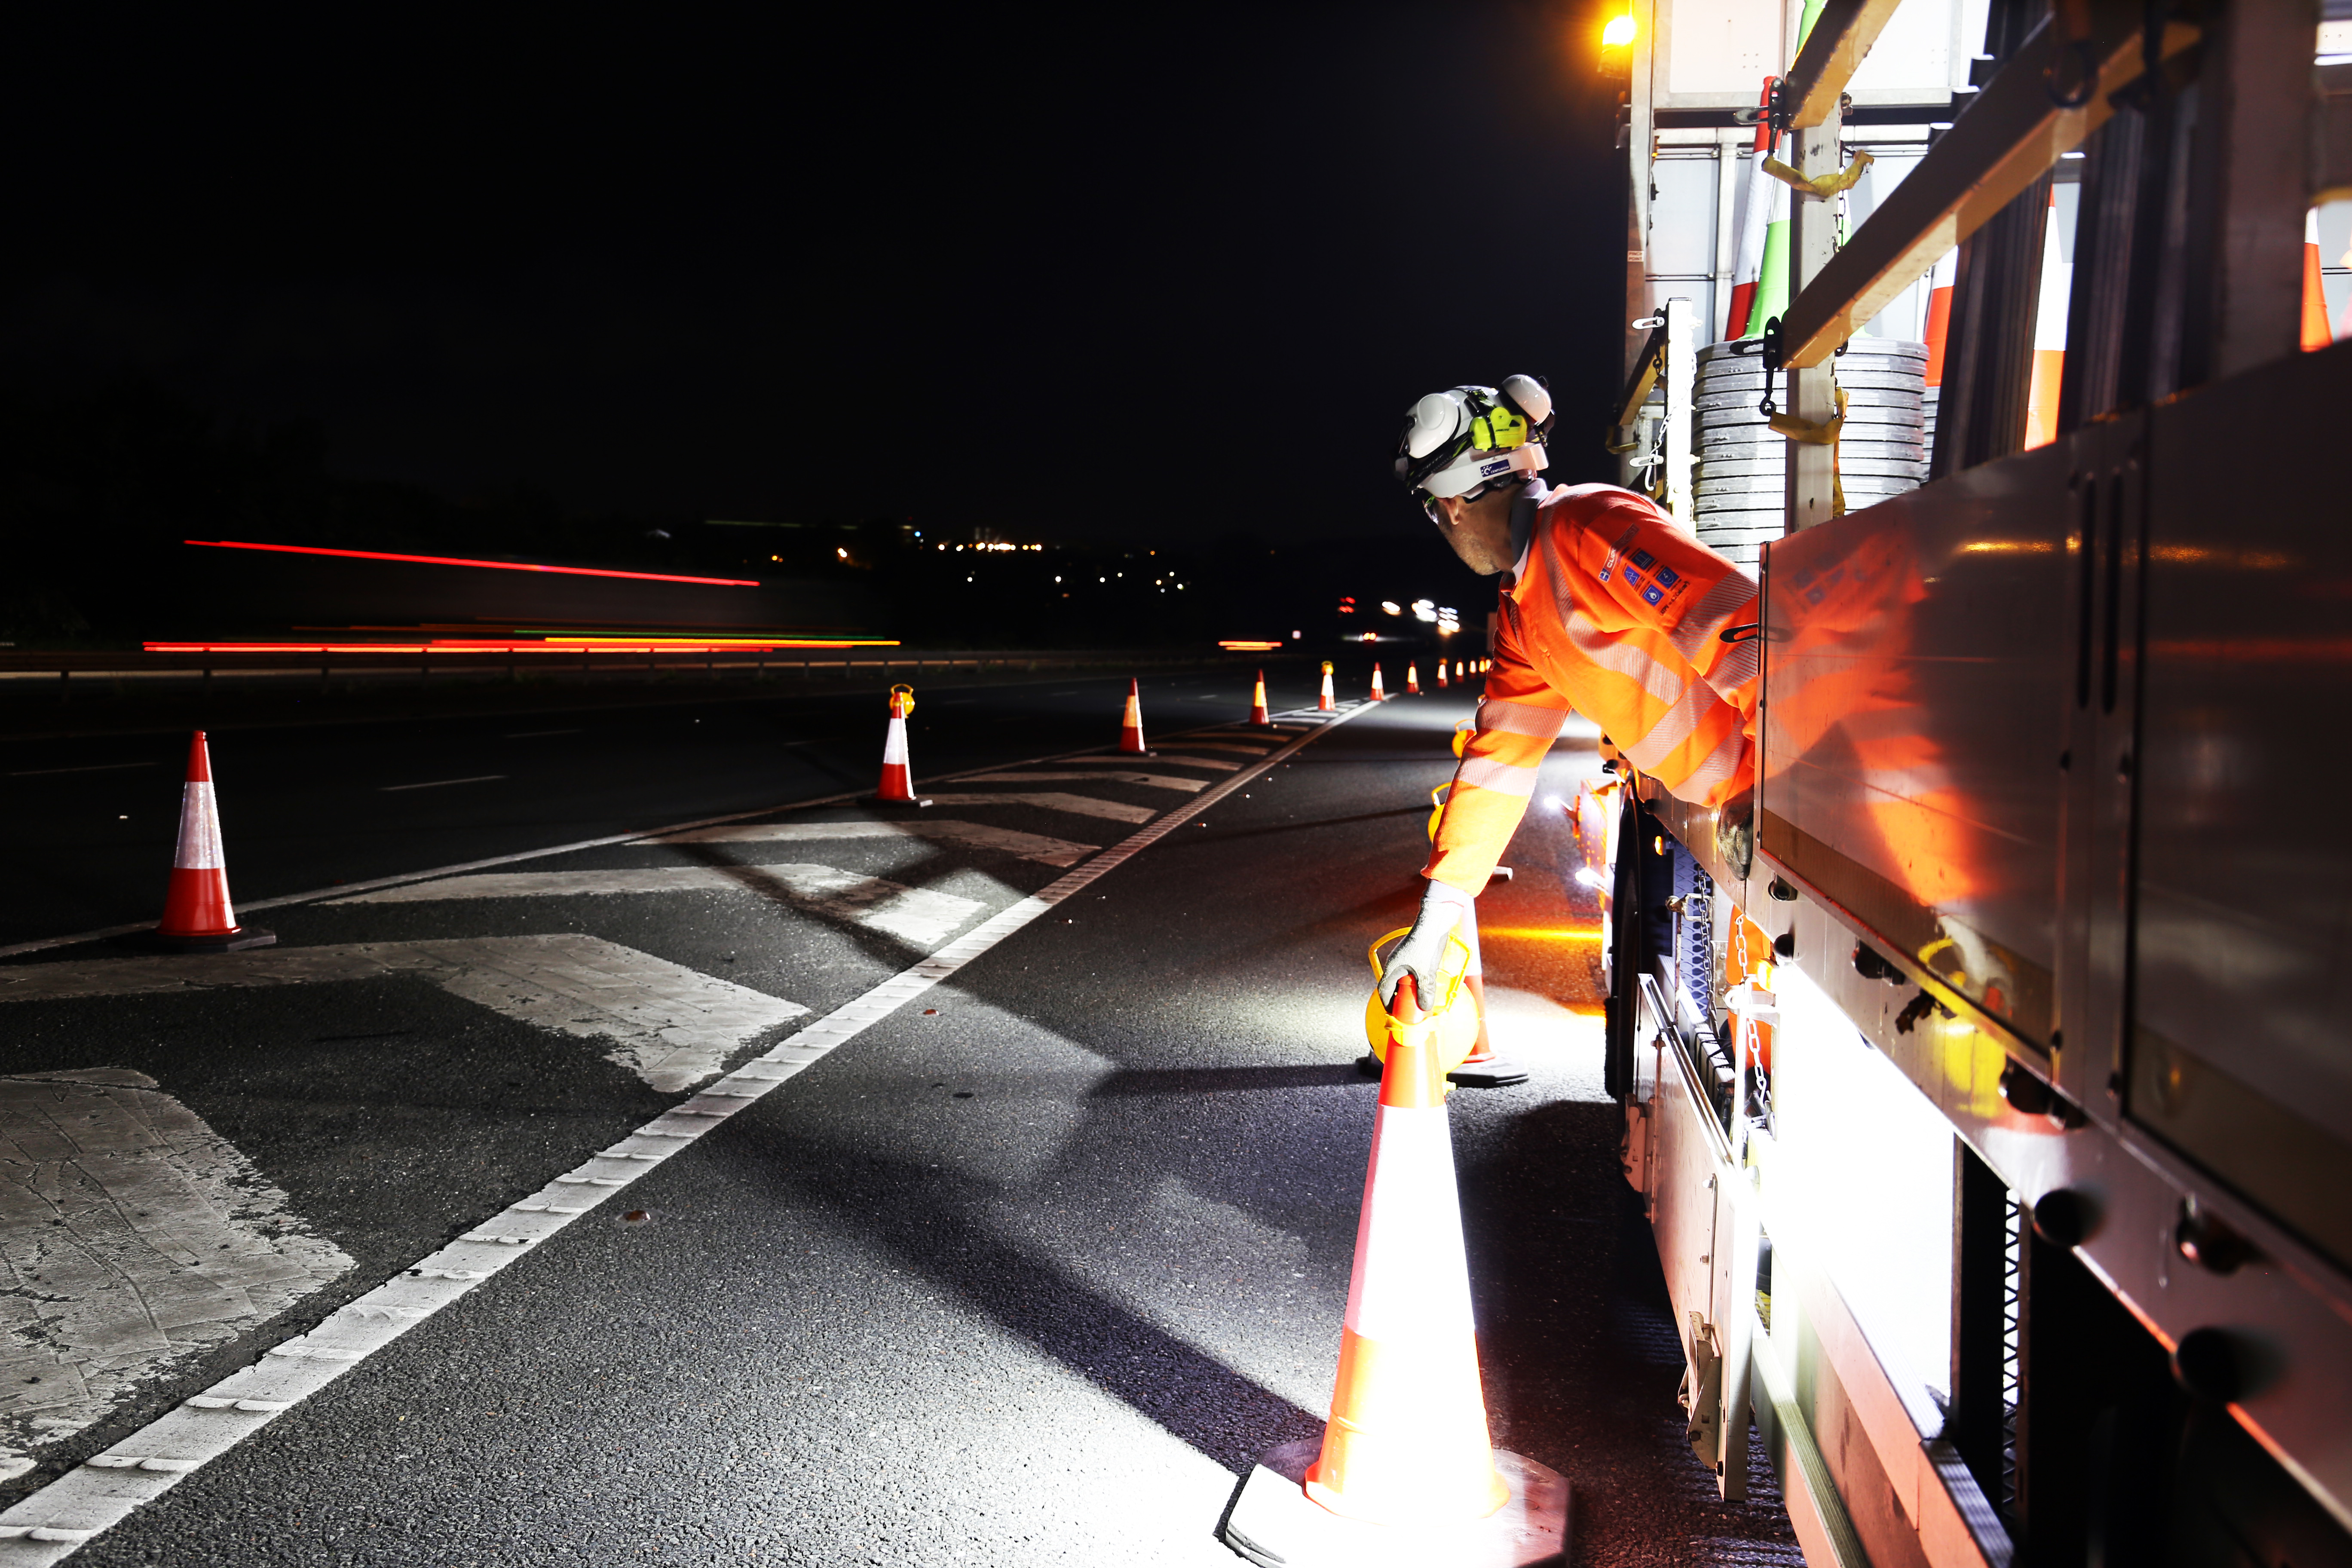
[{"x1": 0, "y1": 672, "x2": 1800, "y2": 1565}]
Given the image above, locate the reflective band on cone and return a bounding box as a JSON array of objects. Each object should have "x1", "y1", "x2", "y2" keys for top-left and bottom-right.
[
  {"x1": 1250, "y1": 671, "x2": 1271, "y2": 727},
  {"x1": 877, "y1": 689, "x2": 917, "y2": 802},
  {"x1": 151, "y1": 732, "x2": 273, "y2": 952},
  {"x1": 1118, "y1": 678, "x2": 1147, "y2": 753}
]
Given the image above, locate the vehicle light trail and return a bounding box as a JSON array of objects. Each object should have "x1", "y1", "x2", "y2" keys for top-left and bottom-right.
[{"x1": 184, "y1": 539, "x2": 763, "y2": 586}]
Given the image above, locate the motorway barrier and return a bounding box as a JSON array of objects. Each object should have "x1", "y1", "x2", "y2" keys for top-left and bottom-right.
[
  {"x1": 1118, "y1": 678, "x2": 1147, "y2": 754},
  {"x1": 151, "y1": 731, "x2": 275, "y2": 952},
  {"x1": 1223, "y1": 968, "x2": 1567, "y2": 1565},
  {"x1": 875, "y1": 686, "x2": 919, "y2": 804},
  {"x1": 1249, "y1": 671, "x2": 1271, "y2": 727}
]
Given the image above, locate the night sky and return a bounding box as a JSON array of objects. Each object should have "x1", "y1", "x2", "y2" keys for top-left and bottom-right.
[{"x1": 2, "y1": 3, "x2": 1624, "y2": 551}]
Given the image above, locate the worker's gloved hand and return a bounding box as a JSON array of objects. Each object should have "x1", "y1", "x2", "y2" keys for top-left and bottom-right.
[{"x1": 1379, "y1": 880, "x2": 1476, "y2": 1009}]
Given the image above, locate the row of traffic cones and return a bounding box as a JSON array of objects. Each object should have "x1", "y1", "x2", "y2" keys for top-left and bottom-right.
[
  {"x1": 876, "y1": 671, "x2": 1284, "y2": 803},
  {"x1": 1319, "y1": 659, "x2": 1489, "y2": 711}
]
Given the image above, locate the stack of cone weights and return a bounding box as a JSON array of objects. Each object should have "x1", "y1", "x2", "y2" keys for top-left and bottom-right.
[
  {"x1": 1222, "y1": 962, "x2": 1568, "y2": 1567},
  {"x1": 876, "y1": 685, "x2": 919, "y2": 802},
  {"x1": 151, "y1": 732, "x2": 274, "y2": 952},
  {"x1": 1118, "y1": 677, "x2": 1148, "y2": 753},
  {"x1": 1691, "y1": 337, "x2": 1929, "y2": 568},
  {"x1": 1250, "y1": 670, "x2": 1271, "y2": 726}
]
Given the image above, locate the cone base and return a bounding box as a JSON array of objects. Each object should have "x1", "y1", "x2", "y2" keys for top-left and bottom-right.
[
  {"x1": 1222, "y1": 1440, "x2": 1567, "y2": 1568},
  {"x1": 142, "y1": 926, "x2": 276, "y2": 953},
  {"x1": 1354, "y1": 1051, "x2": 1529, "y2": 1089},
  {"x1": 1448, "y1": 1058, "x2": 1532, "y2": 1089}
]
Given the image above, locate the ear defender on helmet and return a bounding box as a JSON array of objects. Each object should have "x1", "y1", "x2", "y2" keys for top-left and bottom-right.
[{"x1": 1394, "y1": 376, "x2": 1554, "y2": 519}]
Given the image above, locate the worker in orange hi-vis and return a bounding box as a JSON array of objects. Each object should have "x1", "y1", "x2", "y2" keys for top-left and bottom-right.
[{"x1": 1379, "y1": 375, "x2": 1761, "y2": 1009}]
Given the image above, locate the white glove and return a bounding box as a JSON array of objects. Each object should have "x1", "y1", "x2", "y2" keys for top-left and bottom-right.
[{"x1": 1379, "y1": 880, "x2": 1476, "y2": 1008}]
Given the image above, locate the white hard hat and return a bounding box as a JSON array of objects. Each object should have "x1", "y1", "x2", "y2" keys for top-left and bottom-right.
[{"x1": 1394, "y1": 375, "x2": 1554, "y2": 512}]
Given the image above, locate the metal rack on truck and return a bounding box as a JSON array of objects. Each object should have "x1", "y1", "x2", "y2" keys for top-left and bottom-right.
[{"x1": 1586, "y1": 3, "x2": 2352, "y2": 1564}]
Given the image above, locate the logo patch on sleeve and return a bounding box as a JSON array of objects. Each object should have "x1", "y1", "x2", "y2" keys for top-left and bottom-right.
[
  {"x1": 1642, "y1": 585, "x2": 1665, "y2": 606},
  {"x1": 1630, "y1": 549, "x2": 1656, "y2": 570},
  {"x1": 1656, "y1": 566, "x2": 1679, "y2": 588}
]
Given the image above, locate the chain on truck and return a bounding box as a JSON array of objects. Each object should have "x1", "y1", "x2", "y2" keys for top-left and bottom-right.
[{"x1": 1578, "y1": 3, "x2": 2352, "y2": 1565}]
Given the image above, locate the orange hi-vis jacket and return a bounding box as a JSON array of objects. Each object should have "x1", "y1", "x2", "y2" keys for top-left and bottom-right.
[{"x1": 1424, "y1": 484, "x2": 1761, "y2": 894}]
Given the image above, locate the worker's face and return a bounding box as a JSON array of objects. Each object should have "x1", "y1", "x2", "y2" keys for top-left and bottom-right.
[{"x1": 1433, "y1": 489, "x2": 1519, "y2": 576}]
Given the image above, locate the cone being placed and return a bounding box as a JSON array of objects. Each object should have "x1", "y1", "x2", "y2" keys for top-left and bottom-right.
[
  {"x1": 1406, "y1": 664, "x2": 1420, "y2": 695},
  {"x1": 1250, "y1": 671, "x2": 1272, "y2": 727},
  {"x1": 153, "y1": 732, "x2": 273, "y2": 951},
  {"x1": 1119, "y1": 677, "x2": 1148, "y2": 753},
  {"x1": 1318, "y1": 662, "x2": 1336, "y2": 713},
  {"x1": 877, "y1": 685, "x2": 917, "y2": 802},
  {"x1": 1370, "y1": 665, "x2": 1386, "y2": 702},
  {"x1": 1305, "y1": 973, "x2": 1509, "y2": 1527}
]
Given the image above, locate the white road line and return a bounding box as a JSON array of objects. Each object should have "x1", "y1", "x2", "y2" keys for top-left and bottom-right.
[
  {"x1": 961, "y1": 771, "x2": 1208, "y2": 793},
  {"x1": 502, "y1": 729, "x2": 581, "y2": 738},
  {"x1": 377, "y1": 775, "x2": 507, "y2": 792},
  {"x1": 4, "y1": 764, "x2": 158, "y2": 778},
  {"x1": 0, "y1": 937, "x2": 807, "y2": 1095},
  {"x1": 646, "y1": 819, "x2": 1099, "y2": 868},
  {"x1": 324, "y1": 865, "x2": 985, "y2": 947},
  {"x1": 1164, "y1": 741, "x2": 1280, "y2": 755},
  {"x1": 0, "y1": 701, "x2": 1372, "y2": 1563},
  {"x1": 918, "y1": 792, "x2": 1155, "y2": 824},
  {"x1": 1060, "y1": 753, "x2": 1241, "y2": 772},
  {"x1": 0, "y1": 721, "x2": 1259, "y2": 960},
  {"x1": 0, "y1": 1070, "x2": 353, "y2": 1476}
]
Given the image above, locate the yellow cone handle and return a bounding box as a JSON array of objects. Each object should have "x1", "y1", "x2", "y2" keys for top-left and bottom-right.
[
  {"x1": 889, "y1": 683, "x2": 916, "y2": 717},
  {"x1": 1363, "y1": 928, "x2": 1478, "y2": 1078}
]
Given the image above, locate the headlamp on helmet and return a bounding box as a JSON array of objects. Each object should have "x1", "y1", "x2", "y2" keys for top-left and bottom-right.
[{"x1": 1394, "y1": 374, "x2": 1554, "y2": 519}]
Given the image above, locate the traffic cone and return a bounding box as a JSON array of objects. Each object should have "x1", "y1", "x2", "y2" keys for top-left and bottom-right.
[
  {"x1": 1454, "y1": 661, "x2": 1464, "y2": 683},
  {"x1": 1436, "y1": 661, "x2": 1449, "y2": 690},
  {"x1": 1250, "y1": 670, "x2": 1271, "y2": 727},
  {"x1": 1370, "y1": 665, "x2": 1386, "y2": 701},
  {"x1": 1318, "y1": 662, "x2": 1335, "y2": 712},
  {"x1": 1119, "y1": 677, "x2": 1148, "y2": 753},
  {"x1": 150, "y1": 732, "x2": 274, "y2": 952},
  {"x1": 1406, "y1": 663, "x2": 1421, "y2": 695},
  {"x1": 877, "y1": 684, "x2": 918, "y2": 802},
  {"x1": 1224, "y1": 974, "x2": 1567, "y2": 1563}
]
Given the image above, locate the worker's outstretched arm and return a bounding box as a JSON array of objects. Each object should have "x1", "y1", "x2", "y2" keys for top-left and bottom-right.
[{"x1": 1382, "y1": 649, "x2": 1569, "y2": 1007}]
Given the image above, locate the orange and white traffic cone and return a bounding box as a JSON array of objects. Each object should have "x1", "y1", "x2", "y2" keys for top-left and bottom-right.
[
  {"x1": 876, "y1": 684, "x2": 919, "y2": 802},
  {"x1": 1318, "y1": 662, "x2": 1335, "y2": 713},
  {"x1": 1435, "y1": 660, "x2": 1449, "y2": 690},
  {"x1": 1250, "y1": 670, "x2": 1271, "y2": 727},
  {"x1": 1454, "y1": 661, "x2": 1465, "y2": 683},
  {"x1": 150, "y1": 732, "x2": 274, "y2": 952},
  {"x1": 1406, "y1": 663, "x2": 1421, "y2": 695},
  {"x1": 1224, "y1": 973, "x2": 1567, "y2": 1563},
  {"x1": 1370, "y1": 664, "x2": 1386, "y2": 702},
  {"x1": 1119, "y1": 677, "x2": 1148, "y2": 753}
]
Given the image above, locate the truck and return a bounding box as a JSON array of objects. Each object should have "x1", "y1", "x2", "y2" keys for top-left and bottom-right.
[{"x1": 1586, "y1": 3, "x2": 2352, "y2": 1564}]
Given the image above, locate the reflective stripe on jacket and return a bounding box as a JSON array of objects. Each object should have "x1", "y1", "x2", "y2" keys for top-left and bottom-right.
[{"x1": 1424, "y1": 484, "x2": 1759, "y2": 892}]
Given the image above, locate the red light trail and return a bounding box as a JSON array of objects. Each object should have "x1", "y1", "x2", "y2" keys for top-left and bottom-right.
[{"x1": 184, "y1": 539, "x2": 763, "y2": 588}]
